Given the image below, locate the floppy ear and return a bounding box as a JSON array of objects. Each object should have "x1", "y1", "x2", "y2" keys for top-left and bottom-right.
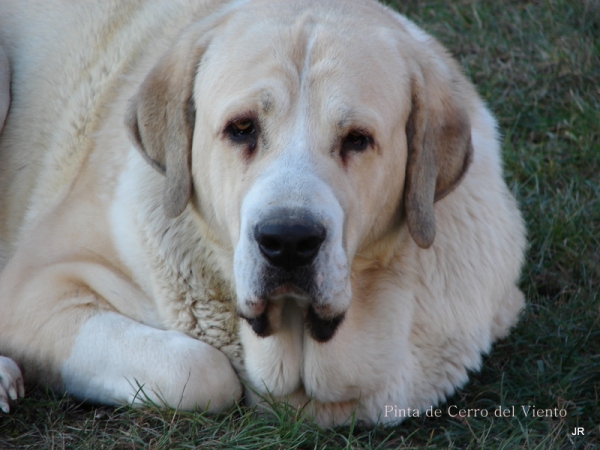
[
  {"x1": 125, "y1": 29, "x2": 209, "y2": 218},
  {"x1": 403, "y1": 68, "x2": 473, "y2": 249}
]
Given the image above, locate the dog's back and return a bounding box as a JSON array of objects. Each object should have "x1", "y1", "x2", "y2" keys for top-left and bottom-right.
[{"x1": 0, "y1": 0, "x2": 220, "y2": 260}]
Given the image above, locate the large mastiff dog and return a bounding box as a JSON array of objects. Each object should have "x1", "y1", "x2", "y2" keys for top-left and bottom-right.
[{"x1": 0, "y1": 0, "x2": 526, "y2": 426}]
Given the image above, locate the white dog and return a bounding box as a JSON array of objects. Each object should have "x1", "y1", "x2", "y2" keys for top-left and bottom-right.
[
  {"x1": 0, "y1": 44, "x2": 25, "y2": 414},
  {"x1": 0, "y1": 0, "x2": 525, "y2": 425}
]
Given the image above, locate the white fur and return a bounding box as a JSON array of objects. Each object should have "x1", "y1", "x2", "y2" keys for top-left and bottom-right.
[
  {"x1": 0, "y1": 0, "x2": 525, "y2": 427},
  {"x1": 234, "y1": 149, "x2": 350, "y2": 319},
  {"x1": 61, "y1": 312, "x2": 241, "y2": 411}
]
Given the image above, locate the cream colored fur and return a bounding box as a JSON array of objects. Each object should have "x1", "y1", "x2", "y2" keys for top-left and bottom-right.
[
  {"x1": 0, "y1": 0, "x2": 525, "y2": 426},
  {"x1": 0, "y1": 43, "x2": 24, "y2": 414}
]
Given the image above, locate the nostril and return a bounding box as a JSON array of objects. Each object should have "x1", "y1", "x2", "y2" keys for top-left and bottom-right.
[
  {"x1": 296, "y1": 236, "x2": 323, "y2": 257},
  {"x1": 258, "y1": 235, "x2": 282, "y2": 253}
]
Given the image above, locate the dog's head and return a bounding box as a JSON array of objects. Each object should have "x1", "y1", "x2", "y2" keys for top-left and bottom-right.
[{"x1": 125, "y1": 0, "x2": 472, "y2": 342}]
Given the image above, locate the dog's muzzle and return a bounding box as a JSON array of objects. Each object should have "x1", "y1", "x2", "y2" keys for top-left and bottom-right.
[{"x1": 240, "y1": 209, "x2": 345, "y2": 342}]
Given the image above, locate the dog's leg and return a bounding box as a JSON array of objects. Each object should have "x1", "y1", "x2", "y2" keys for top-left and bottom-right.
[
  {"x1": 60, "y1": 310, "x2": 242, "y2": 411},
  {"x1": 0, "y1": 356, "x2": 24, "y2": 414},
  {"x1": 0, "y1": 265, "x2": 242, "y2": 412}
]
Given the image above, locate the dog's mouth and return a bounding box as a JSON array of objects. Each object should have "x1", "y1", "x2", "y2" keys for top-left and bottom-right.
[
  {"x1": 266, "y1": 284, "x2": 311, "y2": 305},
  {"x1": 239, "y1": 284, "x2": 345, "y2": 342},
  {"x1": 304, "y1": 306, "x2": 345, "y2": 342}
]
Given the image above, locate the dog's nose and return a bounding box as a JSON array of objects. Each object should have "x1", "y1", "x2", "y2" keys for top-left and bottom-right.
[{"x1": 254, "y1": 216, "x2": 326, "y2": 270}]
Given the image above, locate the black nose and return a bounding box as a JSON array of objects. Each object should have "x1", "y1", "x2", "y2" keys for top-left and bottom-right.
[{"x1": 254, "y1": 215, "x2": 326, "y2": 270}]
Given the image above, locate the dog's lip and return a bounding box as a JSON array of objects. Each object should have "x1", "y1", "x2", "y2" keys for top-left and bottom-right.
[
  {"x1": 236, "y1": 285, "x2": 310, "y2": 321},
  {"x1": 266, "y1": 284, "x2": 312, "y2": 306}
]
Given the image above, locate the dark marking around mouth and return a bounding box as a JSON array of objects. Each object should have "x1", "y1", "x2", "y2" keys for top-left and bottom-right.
[
  {"x1": 305, "y1": 306, "x2": 345, "y2": 342},
  {"x1": 239, "y1": 310, "x2": 272, "y2": 337}
]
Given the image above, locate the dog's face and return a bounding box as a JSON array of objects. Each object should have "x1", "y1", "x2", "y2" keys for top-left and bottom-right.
[{"x1": 126, "y1": 0, "x2": 472, "y2": 342}]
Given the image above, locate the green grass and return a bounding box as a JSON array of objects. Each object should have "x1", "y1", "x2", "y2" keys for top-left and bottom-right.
[{"x1": 1, "y1": 0, "x2": 599, "y2": 448}]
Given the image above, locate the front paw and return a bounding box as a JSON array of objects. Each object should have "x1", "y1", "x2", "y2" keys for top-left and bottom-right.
[{"x1": 0, "y1": 356, "x2": 25, "y2": 414}]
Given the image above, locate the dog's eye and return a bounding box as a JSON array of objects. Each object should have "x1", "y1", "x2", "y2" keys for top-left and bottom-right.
[
  {"x1": 342, "y1": 130, "x2": 371, "y2": 153},
  {"x1": 226, "y1": 118, "x2": 257, "y2": 143}
]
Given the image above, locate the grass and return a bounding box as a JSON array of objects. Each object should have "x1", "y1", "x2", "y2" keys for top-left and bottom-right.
[{"x1": 1, "y1": 0, "x2": 599, "y2": 448}]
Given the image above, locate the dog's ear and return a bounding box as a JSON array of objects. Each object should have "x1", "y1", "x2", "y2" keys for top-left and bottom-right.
[
  {"x1": 125, "y1": 28, "x2": 210, "y2": 218},
  {"x1": 403, "y1": 66, "x2": 473, "y2": 249}
]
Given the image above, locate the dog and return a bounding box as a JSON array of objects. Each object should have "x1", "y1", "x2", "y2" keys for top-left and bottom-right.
[
  {"x1": 0, "y1": 43, "x2": 24, "y2": 414},
  {"x1": 0, "y1": 0, "x2": 526, "y2": 426}
]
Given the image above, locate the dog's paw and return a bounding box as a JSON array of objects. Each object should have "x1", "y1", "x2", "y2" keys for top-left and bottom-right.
[{"x1": 0, "y1": 356, "x2": 25, "y2": 414}]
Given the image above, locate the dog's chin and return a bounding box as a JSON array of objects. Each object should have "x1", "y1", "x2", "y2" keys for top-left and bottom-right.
[
  {"x1": 266, "y1": 284, "x2": 312, "y2": 307},
  {"x1": 239, "y1": 284, "x2": 311, "y2": 337},
  {"x1": 240, "y1": 284, "x2": 345, "y2": 342}
]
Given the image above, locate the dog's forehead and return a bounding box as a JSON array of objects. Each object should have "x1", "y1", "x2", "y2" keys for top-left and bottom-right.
[
  {"x1": 217, "y1": 0, "x2": 405, "y2": 69},
  {"x1": 198, "y1": 0, "x2": 413, "y2": 129}
]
